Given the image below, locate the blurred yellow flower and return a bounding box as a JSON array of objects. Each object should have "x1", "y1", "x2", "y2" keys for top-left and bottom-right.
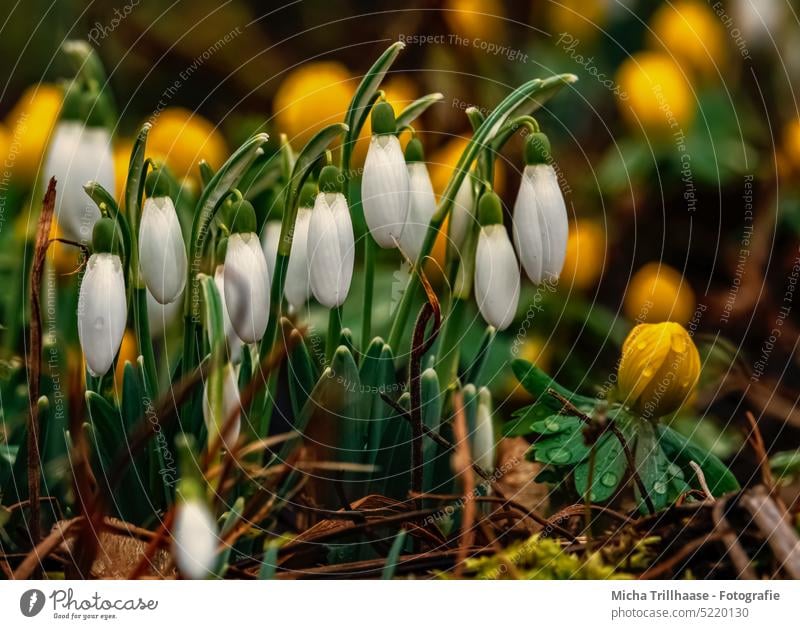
[
  {"x1": 273, "y1": 61, "x2": 353, "y2": 148},
  {"x1": 113, "y1": 138, "x2": 133, "y2": 203},
  {"x1": 428, "y1": 136, "x2": 505, "y2": 197},
  {"x1": 648, "y1": 0, "x2": 727, "y2": 78},
  {"x1": 444, "y1": 0, "x2": 504, "y2": 41},
  {"x1": 114, "y1": 329, "x2": 139, "y2": 390},
  {"x1": 506, "y1": 335, "x2": 552, "y2": 402},
  {"x1": 783, "y1": 119, "x2": 800, "y2": 170},
  {"x1": 148, "y1": 108, "x2": 227, "y2": 181},
  {"x1": 616, "y1": 52, "x2": 694, "y2": 137},
  {"x1": 561, "y1": 220, "x2": 605, "y2": 290},
  {"x1": 618, "y1": 322, "x2": 700, "y2": 418},
  {"x1": 48, "y1": 221, "x2": 81, "y2": 276},
  {"x1": 0, "y1": 124, "x2": 10, "y2": 164},
  {"x1": 547, "y1": 0, "x2": 609, "y2": 43},
  {"x1": 5, "y1": 84, "x2": 62, "y2": 185},
  {"x1": 624, "y1": 263, "x2": 696, "y2": 325}
]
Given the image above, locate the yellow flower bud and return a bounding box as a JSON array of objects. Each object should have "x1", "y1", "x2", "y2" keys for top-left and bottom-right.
[
  {"x1": 648, "y1": 0, "x2": 728, "y2": 79},
  {"x1": 624, "y1": 262, "x2": 696, "y2": 325},
  {"x1": 148, "y1": 108, "x2": 228, "y2": 181},
  {"x1": 618, "y1": 322, "x2": 700, "y2": 418},
  {"x1": 561, "y1": 219, "x2": 605, "y2": 290},
  {"x1": 616, "y1": 52, "x2": 694, "y2": 138}
]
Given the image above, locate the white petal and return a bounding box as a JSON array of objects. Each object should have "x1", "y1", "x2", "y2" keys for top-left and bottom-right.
[
  {"x1": 172, "y1": 500, "x2": 218, "y2": 579},
  {"x1": 214, "y1": 265, "x2": 242, "y2": 363},
  {"x1": 448, "y1": 176, "x2": 475, "y2": 252},
  {"x1": 474, "y1": 225, "x2": 520, "y2": 330},
  {"x1": 146, "y1": 286, "x2": 182, "y2": 338},
  {"x1": 77, "y1": 253, "x2": 127, "y2": 376},
  {"x1": 513, "y1": 164, "x2": 568, "y2": 284},
  {"x1": 44, "y1": 122, "x2": 114, "y2": 243},
  {"x1": 261, "y1": 221, "x2": 281, "y2": 282},
  {"x1": 203, "y1": 363, "x2": 241, "y2": 448},
  {"x1": 399, "y1": 162, "x2": 436, "y2": 260},
  {"x1": 308, "y1": 193, "x2": 354, "y2": 307},
  {"x1": 361, "y1": 135, "x2": 409, "y2": 248},
  {"x1": 284, "y1": 207, "x2": 312, "y2": 309},
  {"x1": 224, "y1": 234, "x2": 270, "y2": 344},
  {"x1": 139, "y1": 196, "x2": 187, "y2": 304}
]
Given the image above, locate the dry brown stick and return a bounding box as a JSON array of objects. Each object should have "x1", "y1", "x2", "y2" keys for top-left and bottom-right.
[
  {"x1": 25, "y1": 177, "x2": 57, "y2": 553},
  {"x1": 127, "y1": 509, "x2": 176, "y2": 580},
  {"x1": 451, "y1": 389, "x2": 475, "y2": 578},
  {"x1": 738, "y1": 486, "x2": 800, "y2": 579},
  {"x1": 638, "y1": 532, "x2": 725, "y2": 579},
  {"x1": 12, "y1": 517, "x2": 83, "y2": 579},
  {"x1": 744, "y1": 411, "x2": 784, "y2": 510},
  {"x1": 711, "y1": 496, "x2": 758, "y2": 579}
]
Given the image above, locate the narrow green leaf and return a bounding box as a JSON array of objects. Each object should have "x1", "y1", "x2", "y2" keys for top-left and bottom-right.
[
  {"x1": 381, "y1": 529, "x2": 407, "y2": 579},
  {"x1": 574, "y1": 433, "x2": 626, "y2": 503},
  {"x1": 395, "y1": 93, "x2": 444, "y2": 130},
  {"x1": 657, "y1": 425, "x2": 739, "y2": 496}
]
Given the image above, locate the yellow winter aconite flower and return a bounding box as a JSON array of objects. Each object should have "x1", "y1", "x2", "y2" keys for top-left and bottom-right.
[
  {"x1": 616, "y1": 52, "x2": 694, "y2": 137},
  {"x1": 783, "y1": 119, "x2": 800, "y2": 170},
  {"x1": 624, "y1": 262, "x2": 696, "y2": 325},
  {"x1": 561, "y1": 220, "x2": 605, "y2": 290},
  {"x1": 273, "y1": 61, "x2": 353, "y2": 148},
  {"x1": 148, "y1": 108, "x2": 228, "y2": 181},
  {"x1": 5, "y1": 84, "x2": 62, "y2": 184},
  {"x1": 648, "y1": 0, "x2": 727, "y2": 78},
  {"x1": 618, "y1": 322, "x2": 701, "y2": 418},
  {"x1": 114, "y1": 329, "x2": 139, "y2": 390},
  {"x1": 547, "y1": 0, "x2": 610, "y2": 43},
  {"x1": 113, "y1": 138, "x2": 133, "y2": 202},
  {"x1": 444, "y1": 0, "x2": 504, "y2": 42}
]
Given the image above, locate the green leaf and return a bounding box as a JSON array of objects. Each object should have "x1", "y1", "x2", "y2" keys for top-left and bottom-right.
[
  {"x1": 395, "y1": 93, "x2": 444, "y2": 130},
  {"x1": 421, "y1": 367, "x2": 442, "y2": 494},
  {"x1": 635, "y1": 422, "x2": 671, "y2": 513},
  {"x1": 574, "y1": 433, "x2": 626, "y2": 502},
  {"x1": 529, "y1": 414, "x2": 582, "y2": 435},
  {"x1": 258, "y1": 536, "x2": 287, "y2": 579},
  {"x1": 464, "y1": 325, "x2": 495, "y2": 386},
  {"x1": 214, "y1": 496, "x2": 245, "y2": 577},
  {"x1": 381, "y1": 529, "x2": 408, "y2": 579},
  {"x1": 125, "y1": 123, "x2": 150, "y2": 226},
  {"x1": 287, "y1": 331, "x2": 317, "y2": 419},
  {"x1": 530, "y1": 425, "x2": 591, "y2": 466},
  {"x1": 363, "y1": 341, "x2": 398, "y2": 459},
  {"x1": 343, "y1": 41, "x2": 405, "y2": 167},
  {"x1": 657, "y1": 425, "x2": 740, "y2": 496}
]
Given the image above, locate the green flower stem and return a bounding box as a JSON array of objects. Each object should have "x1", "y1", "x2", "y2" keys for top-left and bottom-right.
[
  {"x1": 434, "y1": 296, "x2": 468, "y2": 388},
  {"x1": 326, "y1": 305, "x2": 343, "y2": 363},
  {"x1": 360, "y1": 239, "x2": 375, "y2": 352},
  {"x1": 387, "y1": 74, "x2": 576, "y2": 350},
  {"x1": 133, "y1": 287, "x2": 158, "y2": 396}
]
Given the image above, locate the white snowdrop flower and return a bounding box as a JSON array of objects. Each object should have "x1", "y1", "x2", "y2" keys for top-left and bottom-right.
[
  {"x1": 308, "y1": 165, "x2": 355, "y2": 308},
  {"x1": 399, "y1": 138, "x2": 436, "y2": 260},
  {"x1": 283, "y1": 206, "x2": 313, "y2": 310},
  {"x1": 44, "y1": 120, "x2": 115, "y2": 243},
  {"x1": 223, "y1": 198, "x2": 270, "y2": 344},
  {"x1": 448, "y1": 174, "x2": 475, "y2": 252},
  {"x1": 512, "y1": 133, "x2": 568, "y2": 285},
  {"x1": 146, "y1": 287, "x2": 182, "y2": 339},
  {"x1": 361, "y1": 102, "x2": 409, "y2": 248},
  {"x1": 472, "y1": 387, "x2": 496, "y2": 474},
  {"x1": 138, "y1": 169, "x2": 187, "y2": 304},
  {"x1": 173, "y1": 499, "x2": 218, "y2": 580},
  {"x1": 261, "y1": 221, "x2": 281, "y2": 282},
  {"x1": 77, "y1": 219, "x2": 127, "y2": 377},
  {"x1": 213, "y1": 264, "x2": 242, "y2": 363},
  {"x1": 202, "y1": 362, "x2": 241, "y2": 448},
  {"x1": 474, "y1": 191, "x2": 520, "y2": 331}
]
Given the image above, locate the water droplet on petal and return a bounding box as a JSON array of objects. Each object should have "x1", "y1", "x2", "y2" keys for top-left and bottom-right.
[
  {"x1": 643, "y1": 367, "x2": 654, "y2": 378},
  {"x1": 94, "y1": 316, "x2": 105, "y2": 331}
]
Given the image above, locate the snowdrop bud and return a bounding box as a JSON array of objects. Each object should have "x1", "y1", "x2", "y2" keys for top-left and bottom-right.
[
  {"x1": 472, "y1": 387, "x2": 496, "y2": 474},
  {"x1": 223, "y1": 198, "x2": 269, "y2": 344},
  {"x1": 400, "y1": 138, "x2": 436, "y2": 260},
  {"x1": 214, "y1": 263, "x2": 242, "y2": 363},
  {"x1": 474, "y1": 192, "x2": 520, "y2": 330},
  {"x1": 77, "y1": 219, "x2": 127, "y2": 376},
  {"x1": 512, "y1": 133, "x2": 568, "y2": 285},
  {"x1": 138, "y1": 168, "x2": 187, "y2": 304},
  {"x1": 44, "y1": 122, "x2": 114, "y2": 244},
  {"x1": 146, "y1": 287, "x2": 182, "y2": 338},
  {"x1": 449, "y1": 175, "x2": 475, "y2": 251},
  {"x1": 308, "y1": 165, "x2": 355, "y2": 308},
  {"x1": 203, "y1": 363, "x2": 242, "y2": 447},
  {"x1": 361, "y1": 102, "x2": 409, "y2": 248},
  {"x1": 173, "y1": 499, "x2": 218, "y2": 579},
  {"x1": 261, "y1": 221, "x2": 281, "y2": 281}
]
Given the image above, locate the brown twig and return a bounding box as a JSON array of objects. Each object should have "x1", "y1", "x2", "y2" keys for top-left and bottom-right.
[
  {"x1": 639, "y1": 532, "x2": 725, "y2": 579},
  {"x1": 451, "y1": 389, "x2": 475, "y2": 578},
  {"x1": 12, "y1": 517, "x2": 82, "y2": 579}
]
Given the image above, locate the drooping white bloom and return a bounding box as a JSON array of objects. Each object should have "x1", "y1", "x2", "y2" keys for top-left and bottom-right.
[
  {"x1": 223, "y1": 233, "x2": 270, "y2": 344},
  {"x1": 261, "y1": 220, "x2": 281, "y2": 282},
  {"x1": 202, "y1": 363, "x2": 242, "y2": 448},
  {"x1": 474, "y1": 224, "x2": 520, "y2": 331},
  {"x1": 214, "y1": 265, "x2": 242, "y2": 363},
  {"x1": 283, "y1": 207, "x2": 312, "y2": 309},
  {"x1": 146, "y1": 287, "x2": 183, "y2": 338},
  {"x1": 400, "y1": 160, "x2": 436, "y2": 260},
  {"x1": 472, "y1": 387, "x2": 496, "y2": 474},
  {"x1": 77, "y1": 252, "x2": 127, "y2": 376},
  {"x1": 139, "y1": 196, "x2": 187, "y2": 304},
  {"x1": 172, "y1": 500, "x2": 218, "y2": 580},
  {"x1": 44, "y1": 121, "x2": 115, "y2": 243},
  {"x1": 308, "y1": 190, "x2": 355, "y2": 308},
  {"x1": 362, "y1": 133, "x2": 409, "y2": 248},
  {"x1": 448, "y1": 176, "x2": 475, "y2": 252}
]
